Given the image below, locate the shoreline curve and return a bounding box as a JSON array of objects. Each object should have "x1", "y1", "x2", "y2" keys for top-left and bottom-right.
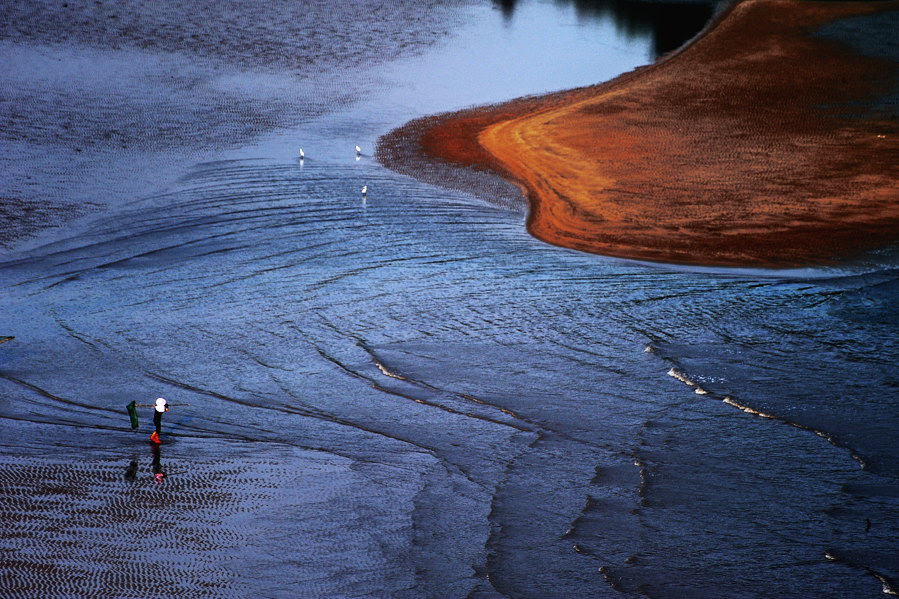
[{"x1": 377, "y1": 0, "x2": 899, "y2": 268}]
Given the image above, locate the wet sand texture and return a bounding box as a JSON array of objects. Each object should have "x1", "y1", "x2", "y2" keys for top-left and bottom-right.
[{"x1": 380, "y1": 0, "x2": 899, "y2": 267}]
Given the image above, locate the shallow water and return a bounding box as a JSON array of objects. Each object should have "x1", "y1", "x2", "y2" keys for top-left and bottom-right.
[{"x1": 1, "y1": 1, "x2": 897, "y2": 598}]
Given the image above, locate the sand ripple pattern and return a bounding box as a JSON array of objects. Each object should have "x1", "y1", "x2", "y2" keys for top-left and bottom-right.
[{"x1": 0, "y1": 453, "x2": 280, "y2": 598}]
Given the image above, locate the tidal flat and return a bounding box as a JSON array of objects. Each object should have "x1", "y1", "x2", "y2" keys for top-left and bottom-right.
[{"x1": 1, "y1": 1, "x2": 897, "y2": 597}]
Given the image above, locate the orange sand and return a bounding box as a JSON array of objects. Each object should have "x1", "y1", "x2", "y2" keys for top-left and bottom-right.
[{"x1": 388, "y1": 0, "x2": 899, "y2": 267}]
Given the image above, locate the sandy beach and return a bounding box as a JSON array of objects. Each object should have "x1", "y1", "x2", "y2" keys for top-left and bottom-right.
[{"x1": 379, "y1": 0, "x2": 899, "y2": 267}]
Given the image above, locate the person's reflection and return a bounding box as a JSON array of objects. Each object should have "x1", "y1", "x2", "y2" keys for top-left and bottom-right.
[
  {"x1": 124, "y1": 445, "x2": 167, "y2": 483},
  {"x1": 124, "y1": 457, "x2": 139, "y2": 482},
  {"x1": 151, "y1": 443, "x2": 165, "y2": 484}
]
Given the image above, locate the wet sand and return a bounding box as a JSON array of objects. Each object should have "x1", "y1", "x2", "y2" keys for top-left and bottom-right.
[{"x1": 379, "y1": 0, "x2": 899, "y2": 267}]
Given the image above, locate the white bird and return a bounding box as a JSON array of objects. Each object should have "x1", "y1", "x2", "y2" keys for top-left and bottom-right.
[
  {"x1": 355, "y1": 145, "x2": 362, "y2": 157},
  {"x1": 299, "y1": 148, "x2": 304, "y2": 160},
  {"x1": 361, "y1": 185, "x2": 367, "y2": 196}
]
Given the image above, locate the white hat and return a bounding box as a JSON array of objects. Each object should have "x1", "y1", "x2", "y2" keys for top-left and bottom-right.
[{"x1": 155, "y1": 397, "x2": 167, "y2": 412}]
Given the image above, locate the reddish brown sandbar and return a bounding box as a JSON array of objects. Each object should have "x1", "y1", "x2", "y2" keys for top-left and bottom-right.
[{"x1": 380, "y1": 0, "x2": 899, "y2": 267}]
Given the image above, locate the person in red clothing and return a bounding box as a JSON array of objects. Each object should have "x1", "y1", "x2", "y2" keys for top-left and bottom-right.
[{"x1": 150, "y1": 397, "x2": 168, "y2": 443}]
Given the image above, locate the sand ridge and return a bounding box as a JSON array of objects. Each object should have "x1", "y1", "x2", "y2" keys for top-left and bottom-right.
[{"x1": 384, "y1": 0, "x2": 899, "y2": 267}]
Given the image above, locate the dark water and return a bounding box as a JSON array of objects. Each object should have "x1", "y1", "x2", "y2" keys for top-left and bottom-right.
[
  {"x1": 495, "y1": 0, "x2": 718, "y2": 57},
  {"x1": 1, "y1": 1, "x2": 897, "y2": 598}
]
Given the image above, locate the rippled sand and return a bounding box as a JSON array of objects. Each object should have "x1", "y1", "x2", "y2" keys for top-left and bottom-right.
[{"x1": 0, "y1": 0, "x2": 475, "y2": 250}]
